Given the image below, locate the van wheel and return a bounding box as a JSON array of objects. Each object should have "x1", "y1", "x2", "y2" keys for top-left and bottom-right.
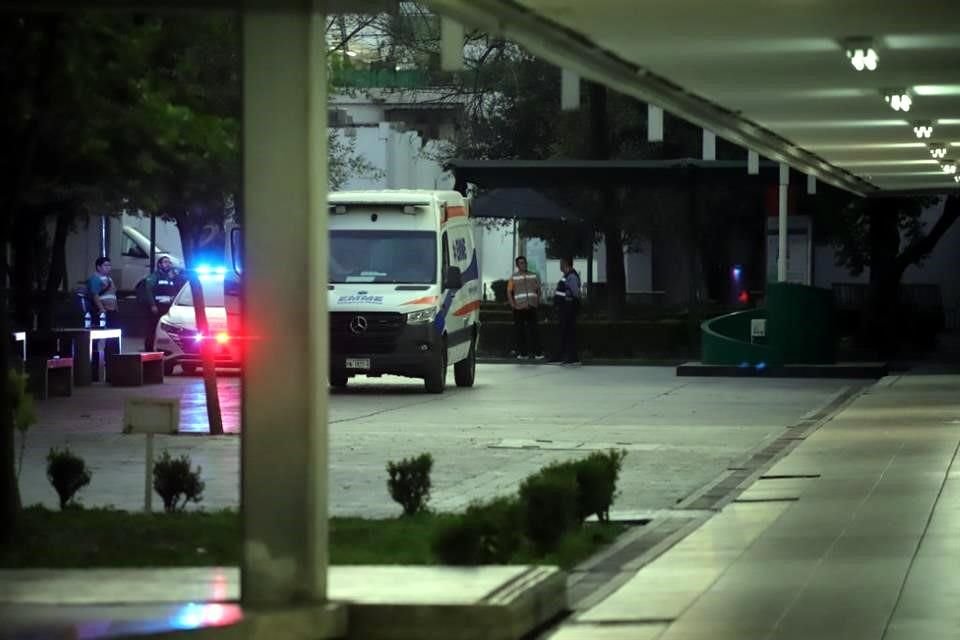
[
  {"x1": 181, "y1": 364, "x2": 198, "y2": 376},
  {"x1": 330, "y1": 371, "x2": 348, "y2": 388},
  {"x1": 454, "y1": 337, "x2": 477, "y2": 388},
  {"x1": 424, "y1": 347, "x2": 447, "y2": 394},
  {"x1": 163, "y1": 360, "x2": 176, "y2": 376}
]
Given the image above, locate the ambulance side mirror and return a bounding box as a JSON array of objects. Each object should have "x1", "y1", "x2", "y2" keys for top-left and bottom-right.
[{"x1": 444, "y1": 266, "x2": 463, "y2": 290}]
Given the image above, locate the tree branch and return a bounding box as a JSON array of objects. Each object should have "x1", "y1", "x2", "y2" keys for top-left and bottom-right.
[{"x1": 895, "y1": 194, "x2": 960, "y2": 276}]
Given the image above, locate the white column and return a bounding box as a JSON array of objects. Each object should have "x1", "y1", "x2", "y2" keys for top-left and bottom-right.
[
  {"x1": 778, "y1": 162, "x2": 790, "y2": 282},
  {"x1": 747, "y1": 150, "x2": 759, "y2": 175},
  {"x1": 647, "y1": 105, "x2": 663, "y2": 142},
  {"x1": 807, "y1": 173, "x2": 817, "y2": 195},
  {"x1": 702, "y1": 130, "x2": 716, "y2": 161},
  {"x1": 440, "y1": 17, "x2": 465, "y2": 71},
  {"x1": 241, "y1": 3, "x2": 330, "y2": 606},
  {"x1": 561, "y1": 68, "x2": 580, "y2": 111}
]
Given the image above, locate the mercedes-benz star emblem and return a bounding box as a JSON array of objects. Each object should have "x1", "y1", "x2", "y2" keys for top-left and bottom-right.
[{"x1": 349, "y1": 315, "x2": 368, "y2": 335}]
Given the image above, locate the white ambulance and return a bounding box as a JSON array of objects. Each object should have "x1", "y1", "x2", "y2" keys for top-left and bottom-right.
[{"x1": 328, "y1": 190, "x2": 481, "y2": 393}]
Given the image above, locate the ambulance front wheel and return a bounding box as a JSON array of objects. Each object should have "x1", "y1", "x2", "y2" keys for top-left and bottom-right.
[
  {"x1": 454, "y1": 336, "x2": 476, "y2": 388},
  {"x1": 424, "y1": 346, "x2": 447, "y2": 394}
]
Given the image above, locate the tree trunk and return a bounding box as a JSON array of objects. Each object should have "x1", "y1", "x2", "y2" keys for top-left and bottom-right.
[
  {"x1": 0, "y1": 214, "x2": 21, "y2": 543},
  {"x1": 602, "y1": 213, "x2": 626, "y2": 320},
  {"x1": 11, "y1": 214, "x2": 41, "y2": 330},
  {"x1": 187, "y1": 272, "x2": 224, "y2": 435},
  {"x1": 587, "y1": 82, "x2": 626, "y2": 320},
  {"x1": 866, "y1": 200, "x2": 912, "y2": 358},
  {"x1": 37, "y1": 210, "x2": 70, "y2": 330},
  {"x1": 173, "y1": 213, "x2": 195, "y2": 268}
]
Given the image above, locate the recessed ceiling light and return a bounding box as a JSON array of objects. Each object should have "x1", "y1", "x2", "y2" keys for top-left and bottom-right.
[
  {"x1": 883, "y1": 89, "x2": 913, "y2": 112},
  {"x1": 929, "y1": 143, "x2": 948, "y2": 159},
  {"x1": 912, "y1": 121, "x2": 934, "y2": 138},
  {"x1": 941, "y1": 159, "x2": 957, "y2": 174},
  {"x1": 843, "y1": 37, "x2": 879, "y2": 71}
]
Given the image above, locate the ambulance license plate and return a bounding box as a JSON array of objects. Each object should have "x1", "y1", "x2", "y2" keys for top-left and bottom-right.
[{"x1": 345, "y1": 358, "x2": 370, "y2": 370}]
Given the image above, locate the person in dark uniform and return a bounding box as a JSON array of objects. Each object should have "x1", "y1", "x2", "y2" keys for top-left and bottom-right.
[
  {"x1": 139, "y1": 256, "x2": 184, "y2": 351},
  {"x1": 552, "y1": 257, "x2": 582, "y2": 365}
]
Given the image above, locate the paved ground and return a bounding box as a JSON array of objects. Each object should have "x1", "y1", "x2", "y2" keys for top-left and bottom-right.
[{"x1": 18, "y1": 365, "x2": 860, "y2": 517}]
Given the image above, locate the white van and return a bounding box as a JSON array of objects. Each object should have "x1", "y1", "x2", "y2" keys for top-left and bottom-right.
[{"x1": 328, "y1": 190, "x2": 480, "y2": 393}]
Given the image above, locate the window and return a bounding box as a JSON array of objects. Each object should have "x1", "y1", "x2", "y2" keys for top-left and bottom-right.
[
  {"x1": 174, "y1": 281, "x2": 225, "y2": 307},
  {"x1": 329, "y1": 230, "x2": 438, "y2": 284},
  {"x1": 122, "y1": 234, "x2": 148, "y2": 259},
  {"x1": 441, "y1": 231, "x2": 450, "y2": 274}
]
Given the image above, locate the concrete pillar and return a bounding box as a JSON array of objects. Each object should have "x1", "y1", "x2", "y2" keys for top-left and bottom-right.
[
  {"x1": 440, "y1": 16, "x2": 465, "y2": 71},
  {"x1": 241, "y1": 3, "x2": 330, "y2": 606},
  {"x1": 561, "y1": 69, "x2": 580, "y2": 111},
  {"x1": 702, "y1": 130, "x2": 716, "y2": 161},
  {"x1": 747, "y1": 150, "x2": 759, "y2": 175},
  {"x1": 647, "y1": 105, "x2": 663, "y2": 142},
  {"x1": 778, "y1": 162, "x2": 789, "y2": 282}
]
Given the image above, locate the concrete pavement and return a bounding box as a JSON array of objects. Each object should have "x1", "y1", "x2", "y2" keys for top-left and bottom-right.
[{"x1": 17, "y1": 365, "x2": 858, "y2": 516}]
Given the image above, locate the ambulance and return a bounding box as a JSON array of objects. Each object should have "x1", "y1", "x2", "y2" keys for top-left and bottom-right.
[{"x1": 328, "y1": 190, "x2": 481, "y2": 393}]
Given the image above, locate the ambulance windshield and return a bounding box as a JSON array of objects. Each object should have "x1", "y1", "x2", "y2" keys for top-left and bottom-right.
[{"x1": 329, "y1": 230, "x2": 437, "y2": 284}]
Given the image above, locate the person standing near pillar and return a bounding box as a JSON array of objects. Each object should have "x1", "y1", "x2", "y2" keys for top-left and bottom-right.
[
  {"x1": 507, "y1": 255, "x2": 544, "y2": 360},
  {"x1": 553, "y1": 257, "x2": 582, "y2": 365}
]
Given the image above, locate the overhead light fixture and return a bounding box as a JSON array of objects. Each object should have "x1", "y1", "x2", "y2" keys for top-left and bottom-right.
[
  {"x1": 883, "y1": 89, "x2": 913, "y2": 112},
  {"x1": 843, "y1": 37, "x2": 878, "y2": 71},
  {"x1": 942, "y1": 159, "x2": 957, "y2": 174},
  {"x1": 912, "y1": 121, "x2": 934, "y2": 138},
  {"x1": 929, "y1": 143, "x2": 948, "y2": 159},
  {"x1": 954, "y1": 175, "x2": 960, "y2": 183}
]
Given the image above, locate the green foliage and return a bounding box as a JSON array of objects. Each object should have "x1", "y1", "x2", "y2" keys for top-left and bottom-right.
[
  {"x1": 518, "y1": 468, "x2": 579, "y2": 552},
  {"x1": 807, "y1": 193, "x2": 941, "y2": 276},
  {"x1": 386, "y1": 453, "x2": 433, "y2": 516},
  {"x1": 7, "y1": 369, "x2": 37, "y2": 479},
  {"x1": 431, "y1": 497, "x2": 524, "y2": 565},
  {"x1": 490, "y1": 279, "x2": 508, "y2": 303},
  {"x1": 46, "y1": 448, "x2": 92, "y2": 510},
  {"x1": 153, "y1": 451, "x2": 205, "y2": 513}
]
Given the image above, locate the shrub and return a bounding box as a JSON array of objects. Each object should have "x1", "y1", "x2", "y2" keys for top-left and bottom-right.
[
  {"x1": 490, "y1": 279, "x2": 508, "y2": 303},
  {"x1": 518, "y1": 468, "x2": 579, "y2": 552},
  {"x1": 153, "y1": 450, "x2": 205, "y2": 513},
  {"x1": 432, "y1": 497, "x2": 524, "y2": 565},
  {"x1": 575, "y1": 450, "x2": 627, "y2": 522},
  {"x1": 386, "y1": 453, "x2": 433, "y2": 516},
  {"x1": 46, "y1": 447, "x2": 92, "y2": 509},
  {"x1": 8, "y1": 369, "x2": 36, "y2": 478}
]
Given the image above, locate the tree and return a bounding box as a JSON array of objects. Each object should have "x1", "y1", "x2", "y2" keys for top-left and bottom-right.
[{"x1": 814, "y1": 193, "x2": 959, "y2": 355}]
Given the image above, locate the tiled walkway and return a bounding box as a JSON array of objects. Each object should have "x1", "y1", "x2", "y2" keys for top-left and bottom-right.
[{"x1": 551, "y1": 374, "x2": 960, "y2": 640}]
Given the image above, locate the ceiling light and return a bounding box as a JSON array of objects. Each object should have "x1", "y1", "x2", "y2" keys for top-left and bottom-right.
[
  {"x1": 883, "y1": 89, "x2": 913, "y2": 112},
  {"x1": 942, "y1": 159, "x2": 957, "y2": 174},
  {"x1": 843, "y1": 37, "x2": 878, "y2": 71},
  {"x1": 912, "y1": 121, "x2": 934, "y2": 138},
  {"x1": 954, "y1": 175, "x2": 960, "y2": 183},
  {"x1": 929, "y1": 143, "x2": 948, "y2": 159}
]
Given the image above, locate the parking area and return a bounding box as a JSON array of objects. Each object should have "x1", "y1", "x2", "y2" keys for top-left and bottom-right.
[{"x1": 18, "y1": 365, "x2": 863, "y2": 517}]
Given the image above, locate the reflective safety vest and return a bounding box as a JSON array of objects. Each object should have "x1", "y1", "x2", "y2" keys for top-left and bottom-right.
[
  {"x1": 153, "y1": 275, "x2": 179, "y2": 305},
  {"x1": 508, "y1": 270, "x2": 541, "y2": 309}
]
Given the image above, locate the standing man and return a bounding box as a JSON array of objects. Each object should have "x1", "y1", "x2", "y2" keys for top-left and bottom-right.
[
  {"x1": 139, "y1": 256, "x2": 184, "y2": 351},
  {"x1": 507, "y1": 255, "x2": 544, "y2": 360},
  {"x1": 86, "y1": 257, "x2": 118, "y2": 327},
  {"x1": 553, "y1": 257, "x2": 582, "y2": 365}
]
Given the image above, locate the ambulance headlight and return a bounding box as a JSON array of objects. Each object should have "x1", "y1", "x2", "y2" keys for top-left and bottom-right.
[{"x1": 406, "y1": 308, "x2": 437, "y2": 324}]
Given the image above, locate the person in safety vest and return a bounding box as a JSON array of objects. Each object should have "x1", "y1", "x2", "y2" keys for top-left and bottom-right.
[
  {"x1": 140, "y1": 256, "x2": 185, "y2": 351},
  {"x1": 507, "y1": 255, "x2": 544, "y2": 360},
  {"x1": 552, "y1": 257, "x2": 582, "y2": 365}
]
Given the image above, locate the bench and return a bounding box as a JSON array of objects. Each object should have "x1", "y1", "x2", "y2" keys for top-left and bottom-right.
[
  {"x1": 107, "y1": 352, "x2": 165, "y2": 387},
  {"x1": 27, "y1": 357, "x2": 74, "y2": 400}
]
